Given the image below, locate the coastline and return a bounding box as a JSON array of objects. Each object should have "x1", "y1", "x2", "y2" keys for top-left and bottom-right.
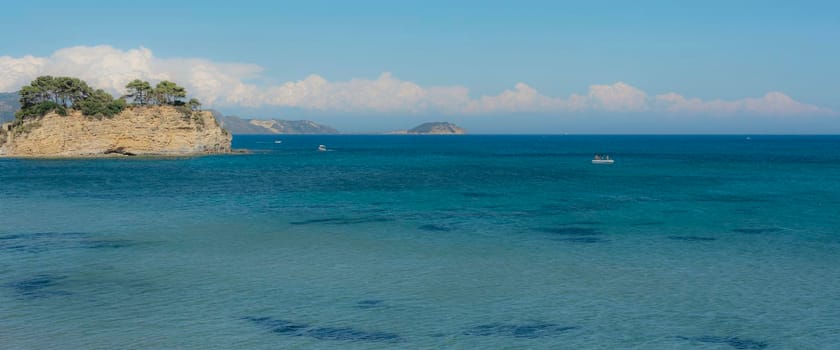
[{"x1": 0, "y1": 148, "x2": 250, "y2": 160}]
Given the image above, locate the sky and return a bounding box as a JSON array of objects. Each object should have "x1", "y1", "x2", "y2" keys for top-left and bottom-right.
[{"x1": 1, "y1": 0, "x2": 838, "y2": 133}]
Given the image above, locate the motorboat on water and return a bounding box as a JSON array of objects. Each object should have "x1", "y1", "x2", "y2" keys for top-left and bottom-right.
[
  {"x1": 317, "y1": 144, "x2": 328, "y2": 152},
  {"x1": 592, "y1": 154, "x2": 614, "y2": 164},
  {"x1": 274, "y1": 140, "x2": 282, "y2": 144}
]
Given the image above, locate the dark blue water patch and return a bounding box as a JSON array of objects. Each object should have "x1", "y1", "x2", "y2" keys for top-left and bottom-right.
[
  {"x1": 667, "y1": 236, "x2": 717, "y2": 242},
  {"x1": 84, "y1": 239, "x2": 137, "y2": 249},
  {"x1": 356, "y1": 299, "x2": 385, "y2": 309},
  {"x1": 535, "y1": 227, "x2": 602, "y2": 235},
  {"x1": 1, "y1": 244, "x2": 29, "y2": 252},
  {"x1": 732, "y1": 228, "x2": 783, "y2": 234},
  {"x1": 694, "y1": 195, "x2": 771, "y2": 203},
  {"x1": 565, "y1": 220, "x2": 601, "y2": 225},
  {"x1": 460, "y1": 192, "x2": 501, "y2": 198},
  {"x1": 567, "y1": 201, "x2": 624, "y2": 212},
  {"x1": 676, "y1": 335, "x2": 768, "y2": 349},
  {"x1": 355, "y1": 207, "x2": 393, "y2": 215},
  {"x1": 242, "y1": 316, "x2": 309, "y2": 334},
  {"x1": 289, "y1": 217, "x2": 394, "y2": 225},
  {"x1": 492, "y1": 152, "x2": 568, "y2": 158},
  {"x1": 480, "y1": 204, "x2": 510, "y2": 209},
  {"x1": 463, "y1": 322, "x2": 578, "y2": 339},
  {"x1": 418, "y1": 224, "x2": 452, "y2": 232},
  {"x1": 540, "y1": 203, "x2": 569, "y2": 211},
  {"x1": 0, "y1": 232, "x2": 87, "y2": 241},
  {"x1": 631, "y1": 221, "x2": 665, "y2": 226},
  {"x1": 305, "y1": 327, "x2": 401, "y2": 342},
  {"x1": 60, "y1": 192, "x2": 134, "y2": 200},
  {"x1": 0, "y1": 232, "x2": 137, "y2": 253},
  {"x1": 662, "y1": 209, "x2": 690, "y2": 214},
  {"x1": 0, "y1": 232, "x2": 88, "y2": 253},
  {"x1": 242, "y1": 316, "x2": 401, "y2": 343},
  {"x1": 553, "y1": 237, "x2": 607, "y2": 244},
  {"x1": 6, "y1": 274, "x2": 71, "y2": 299}
]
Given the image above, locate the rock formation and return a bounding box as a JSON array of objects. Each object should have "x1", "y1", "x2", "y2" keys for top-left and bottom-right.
[
  {"x1": 388, "y1": 122, "x2": 467, "y2": 135},
  {"x1": 0, "y1": 106, "x2": 231, "y2": 157}
]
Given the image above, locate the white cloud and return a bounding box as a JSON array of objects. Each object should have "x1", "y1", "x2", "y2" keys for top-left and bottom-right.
[
  {"x1": 0, "y1": 45, "x2": 832, "y2": 116},
  {"x1": 588, "y1": 82, "x2": 648, "y2": 112},
  {"x1": 256, "y1": 73, "x2": 428, "y2": 112},
  {"x1": 0, "y1": 45, "x2": 261, "y2": 106},
  {"x1": 0, "y1": 55, "x2": 47, "y2": 91},
  {"x1": 655, "y1": 91, "x2": 830, "y2": 115}
]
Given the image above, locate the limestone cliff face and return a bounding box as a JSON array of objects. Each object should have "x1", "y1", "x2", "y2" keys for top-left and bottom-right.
[{"x1": 0, "y1": 106, "x2": 231, "y2": 157}]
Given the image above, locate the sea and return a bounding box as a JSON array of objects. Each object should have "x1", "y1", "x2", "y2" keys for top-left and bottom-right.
[{"x1": 2, "y1": 135, "x2": 840, "y2": 349}]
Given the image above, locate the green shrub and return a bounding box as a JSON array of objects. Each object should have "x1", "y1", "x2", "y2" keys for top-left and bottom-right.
[
  {"x1": 16, "y1": 76, "x2": 201, "y2": 120},
  {"x1": 15, "y1": 101, "x2": 67, "y2": 120},
  {"x1": 78, "y1": 90, "x2": 126, "y2": 118}
]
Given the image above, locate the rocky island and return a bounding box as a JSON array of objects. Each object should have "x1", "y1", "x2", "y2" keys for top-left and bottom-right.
[
  {"x1": 0, "y1": 76, "x2": 231, "y2": 157},
  {"x1": 389, "y1": 122, "x2": 467, "y2": 135}
]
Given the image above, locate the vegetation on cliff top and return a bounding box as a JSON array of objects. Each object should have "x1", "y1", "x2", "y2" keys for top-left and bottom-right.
[{"x1": 14, "y1": 76, "x2": 202, "y2": 122}]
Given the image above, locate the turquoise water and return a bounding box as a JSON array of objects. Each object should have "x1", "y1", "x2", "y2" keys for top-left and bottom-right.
[{"x1": 2, "y1": 135, "x2": 840, "y2": 349}]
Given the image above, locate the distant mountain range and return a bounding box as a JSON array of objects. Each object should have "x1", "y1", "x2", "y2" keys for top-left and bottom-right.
[
  {"x1": 388, "y1": 122, "x2": 467, "y2": 135},
  {"x1": 0, "y1": 92, "x2": 20, "y2": 123},
  {"x1": 213, "y1": 113, "x2": 339, "y2": 134}
]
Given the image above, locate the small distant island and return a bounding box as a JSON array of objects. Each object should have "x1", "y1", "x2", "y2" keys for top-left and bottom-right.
[
  {"x1": 388, "y1": 122, "x2": 467, "y2": 135},
  {"x1": 0, "y1": 76, "x2": 231, "y2": 157},
  {"x1": 216, "y1": 114, "x2": 338, "y2": 134}
]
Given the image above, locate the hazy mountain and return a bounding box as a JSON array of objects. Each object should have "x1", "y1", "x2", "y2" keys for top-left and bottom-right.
[
  {"x1": 214, "y1": 113, "x2": 339, "y2": 134},
  {"x1": 0, "y1": 92, "x2": 20, "y2": 123}
]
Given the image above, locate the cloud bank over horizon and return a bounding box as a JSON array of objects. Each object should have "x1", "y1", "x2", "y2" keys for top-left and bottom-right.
[{"x1": 0, "y1": 45, "x2": 833, "y2": 117}]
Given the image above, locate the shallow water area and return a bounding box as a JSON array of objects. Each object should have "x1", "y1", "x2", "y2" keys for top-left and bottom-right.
[{"x1": 2, "y1": 135, "x2": 840, "y2": 348}]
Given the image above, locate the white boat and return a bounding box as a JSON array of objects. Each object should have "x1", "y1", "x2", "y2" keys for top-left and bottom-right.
[
  {"x1": 274, "y1": 140, "x2": 282, "y2": 144},
  {"x1": 317, "y1": 144, "x2": 327, "y2": 152},
  {"x1": 592, "y1": 155, "x2": 614, "y2": 164}
]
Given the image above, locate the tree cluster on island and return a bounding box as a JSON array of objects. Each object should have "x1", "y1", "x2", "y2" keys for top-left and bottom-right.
[{"x1": 14, "y1": 76, "x2": 202, "y2": 122}]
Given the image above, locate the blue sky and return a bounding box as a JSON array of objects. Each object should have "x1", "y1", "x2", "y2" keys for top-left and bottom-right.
[{"x1": 1, "y1": 0, "x2": 838, "y2": 133}]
